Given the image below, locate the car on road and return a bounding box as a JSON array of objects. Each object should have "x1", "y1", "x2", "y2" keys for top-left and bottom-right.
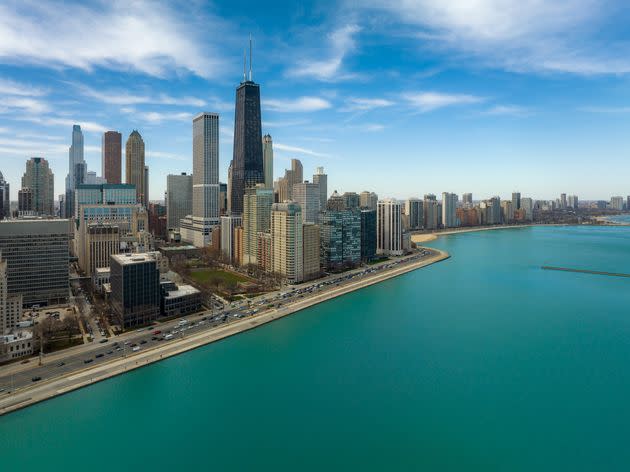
[
  {"x1": 31, "y1": 376, "x2": 42, "y2": 382},
  {"x1": 99, "y1": 339, "x2": 108, "y2": 343},
  {"x1": 84, "y1": 359, "x2": 93, "y2": 364},
  {"x1": 21, "y1": 359, "x2": 30, "y2": 364},
  {"x1": 152, "y1": 330, "x2": 161, "y2": 335},
  {"x1": 57, "y1": 362, "x2": 65, "y2": 367},
  {"x1": 140, "y1": 340, "x2": 147, "y2": 345},
  {"x1": 132, "y1": 346, "x2": 140, "y2": 352},
  {"x1": 107, "y1": 350, "x2": 113, "y2": 355},
  {"x1": 95, "y1": 353, "x2": 104, "y2": 358},
  {"x1": 164, "y1": 334, "x2": 173, "y2": 340}
]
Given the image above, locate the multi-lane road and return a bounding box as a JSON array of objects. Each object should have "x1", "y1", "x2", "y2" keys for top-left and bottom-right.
[{"x1": 0, "y1": 248, "x2": 441, "y2": 398}]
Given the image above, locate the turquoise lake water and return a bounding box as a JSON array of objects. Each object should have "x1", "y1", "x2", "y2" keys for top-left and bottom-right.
[{"x1": 2, "y1": 225, "x2": 630, "y2": 471}]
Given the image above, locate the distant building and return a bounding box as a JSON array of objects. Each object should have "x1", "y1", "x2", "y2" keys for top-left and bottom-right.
[
  {"x1": 442, "y1": 192, "x2": 458, "y2": 228},
  {"x1": 148, "y1": 203, "x2": 167, "y2": 239},
  {"x1": 0, "y1": 219, "x2": 69, "y2": 306},
  {"x1": 342, "y1": 192, "x2": 360, "y2": 210},
  {"x1": 520, "y1": 198, "x2": 533, "y2": 220},
  {"x1": 377, "y1": 199, "x2": 402, "y2": 256},
  {"x1": 65, "y1": 125, "x2": 85, "y2": 217},
  {"x1": 405, "y1": 198, "x2": 423, "y2": 230},
  {"x1": 501, "y1": 200, "x2": 514, "y2": 223},
  {"x1": 220, "y1": 216, "x2": 242, "y2": 264},
  {"x1": 110, "y1": 253, "x2": 161, "y2": 328},
  {"x1": 462, "y1": 193, "x2": 473, "y2": 207},
  {"x1": 313, "y1": 167, "x2": 328, "y2": 210},
  {"x1": 360, "y1": 191, "x2": 378, "y2": 211},
  {"x1": 263, "y1": 134, "x2": 273, "y2": 189},
  {"x1": 302, "y1": 223, "x2": 321, "y2": 281},
  {"x1": 275, "y1": 159, "x2": 303, "y2": 202},
  {"x1": 242, "y1": 185, "x2": 273, "y2": 266},
  {"x1": 456, "y1": 207, "x2": 480, "y2": 227},
  {"x1": 480, "y1": 197, "x2": 502, "y2": 225},
  {"x1": 125, "y1": 130, "x2": 145, "y2": 206},
  {"x1": 0, "y1": 331, "x2": 33, "y2": 362},
  {"x1": 257, "y1": 232, "x2": 273, "y2": 273},
  {"x1": 21, "y1": 157, "x2": 55, "y2": 216},
  {"x1": 74, "y1": 183, "x2": 137, "y2": 219},
  {"x1": 423, "y1": 194, "x2": 439, "y2": 230},
  {"x1": 560, "y1": 193, "x2": 567, "y2": 210},
  {"x1": 512, "y1": 192, "x2": 521, "y2": 210},
  {"x1": 326, "y1": 191, "x2": 346, "y2": 212},
  {"x1": 567, "y1": 195, "x2": 579, "y2": 210},
  {"x1": 610, "y1": 196, "x2": 624, "y2": 211},
  {"x1": 271, "y1": 202, "x2": 303, "y2": 284},
  {"x1": 17, "y1": 188, "x2": 34, "y2": 215},
  {"x1": 102, "y1": 131, "x2": 122, "y2": 184},
  {"x1": 166, "y1": 173, "x2": 192, "y2": 230},
  {"x1": 293, "y1": 181, "x2": 321, "y2": 224},
  {"x1": 0, "y1": 172, "x2": 9, "y2": 220},
  {"x1": 360, "y1": 209, "x2": 377, "y2": 262}
]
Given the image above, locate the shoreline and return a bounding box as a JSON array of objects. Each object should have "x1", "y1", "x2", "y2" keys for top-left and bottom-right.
[
  {"x1": 0, "y1": 249, "x2": 450, "y2": 416},
  {"x1": 410, "y1": 224, "x2": 535, "y2": 243}
]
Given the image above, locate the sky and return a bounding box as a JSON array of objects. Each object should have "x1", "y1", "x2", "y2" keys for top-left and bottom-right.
[{"x1": 1, "y1": 0, "x2": 630, "y2": 202}]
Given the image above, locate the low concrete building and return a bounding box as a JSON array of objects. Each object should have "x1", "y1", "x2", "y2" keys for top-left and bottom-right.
[
  {"x1": 160, "y1": 282, "x2": 202, "y2": 318},
  {"x1": 92, "y1": 267, "x2": 110, "y2": 292},
  {"x1": 0, "y1": 330, "x2": 33, "y2": 362}
]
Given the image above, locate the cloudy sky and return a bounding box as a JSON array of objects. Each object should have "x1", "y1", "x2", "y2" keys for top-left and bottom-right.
[{"x1": 1, "y1": 0, "x2": 630, "y2": 201}]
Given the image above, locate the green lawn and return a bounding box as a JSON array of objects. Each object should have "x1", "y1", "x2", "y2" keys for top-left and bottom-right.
[{"x1": 189, "y1": 269, "x2": 250, "y2": 287}]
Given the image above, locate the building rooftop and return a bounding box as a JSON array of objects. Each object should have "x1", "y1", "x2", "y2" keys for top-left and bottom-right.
[
  {"x1": 159, "y1": 245, "x2": 198, "y2": 252},
  {"x1": 163, "y1": 284, "x2": 200, "y2": 299},
  {"x1": 111, "y1": 252, "x2": 158, "y2": 265}
]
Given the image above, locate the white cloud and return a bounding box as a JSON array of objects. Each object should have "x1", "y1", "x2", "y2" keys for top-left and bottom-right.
[
  {"x1": 17, "y1": 116, "x2": 108, "y2": 133},
  {"x1": 0, "y1": 97, "x2": 50, "y2": 114},
  {"x1": 0, "y1": 136, "x2": 68, "y2": 157},
  {"x1": 274, "y1": 143, "x2": 330, "y2": 158},
  {"x1": 361, "y1": 0, "x2": 630, "y2": 75},
  {"x1": 481, "y1": 105, "x2": 533, "y2": 117},
  {"x1": 0, "y1": 77, "x2": 46, "y2": 96},
  {"x1": 404, "y1": 91, "x2": 485, "y2": 112},
  {"x1": 288, "y1": 24, "x2": 360, "y2": 81},
  {"x1": 74, "y1": 84, "x2": 207, "y2": 107},
  {"x1": 263, "y1": 97, "x2": 332, "y2": 113},
  {"x1": 579, "y1": 106, "x2": 630, "y2": 113},
  {"x1": 146, "y1": 151, "x2": 186, "y2": 162},
  {"x1": 340, "y1": 97, "x2": 395, "y2": 112},
  {"x1": 119, "y1": 107, "x2": 192, "y2": 124},
  {"x1": 0, "y1": 1, "x2": 226, "y2": 78}
]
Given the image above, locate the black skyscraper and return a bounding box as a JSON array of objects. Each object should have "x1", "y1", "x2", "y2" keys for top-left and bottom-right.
[{"x1": 230, "y1": 45, "x2": 264, "y2": 215}]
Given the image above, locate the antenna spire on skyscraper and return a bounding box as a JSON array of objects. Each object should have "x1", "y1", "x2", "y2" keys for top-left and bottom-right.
[
  {"x1": 249, "y1": 33, "x2": 253, "y2": 81},
  {"x1": 243, "y1": 48, "x2": 247, "y2": 82}
]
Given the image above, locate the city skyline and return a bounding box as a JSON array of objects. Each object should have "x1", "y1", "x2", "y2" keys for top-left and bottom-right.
[{"x1": 2, "y1": 1, "x2": 630, "y2": 201}]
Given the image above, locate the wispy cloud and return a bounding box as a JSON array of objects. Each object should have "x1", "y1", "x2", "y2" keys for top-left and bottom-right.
[
  {"x1": 74, "y1": 84, "x2": 206, "y2": 107},
  {"x1": 263, "y1": 97, "x2": 332, "y2": 113},
  {"x1": 481, "y1": 105, "x2": 533, "y2": 117},
  {"x1": 0, "y1": 77, "x2": 46, "y2": 96},
  {"x1": 340, "y1": 97, "x2": 395, "y2": 112},
  {"x1": 361, "y1": 0, "x2": 630, "y2": 75},
  {"x1": 17, "y1": 116, "x2": 108, "y2": 133},
  {"x1": 274, "y1": 143, "x2": 330, "y2": 158},
  {"x1": 288, "y1": 24, "x2": 361, "y2": 81},
  {"x1": 146, "y1": 151, "x2": 186, "y2": 162},
  {"x1": 0, "y1": 1, "x2": 227, "y2": 78},
  {"x1": 404, "y1": 91, "x2": 485, "y2": 112}
]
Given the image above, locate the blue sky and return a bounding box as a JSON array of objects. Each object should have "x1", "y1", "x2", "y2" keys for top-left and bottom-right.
[{"x1": 1, "y1": 0, "x2": 630, "y2": 202}]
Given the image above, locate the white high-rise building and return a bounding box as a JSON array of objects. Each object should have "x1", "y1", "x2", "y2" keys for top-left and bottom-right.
[
  {"x1": 442, "y1": 192, "x2": 458, "y2": 228},
  {"x1": 610, "y1": 196, "x2": 624, "y2": 211},
  {"x1": 65, "y1": 124, "x2": 85, "y2": 217},
  {"x1": 520, "y1": 197, "x2": 533, "y2": 220},
  {"x1": 181, "y1": 113, "x2": 220, "y2": 247},
  {"x1": 271, "y1": 202, "x2": 303, "y2": 284},
  {"x1": 0, "y1": 252, "x2": 23, "y2": 335},
  {"x1": 377, "y1": 199, "x2": 402, "y2": 256},
  {"x1": 360, "y1": 191, "x2": 379, "y2": 211},
  {"x1": 263, "y1": 134, "x2": 273, "y2": 189},
  {"x1": 242, "y1": 185, "x2": 273, "y2": 266}
]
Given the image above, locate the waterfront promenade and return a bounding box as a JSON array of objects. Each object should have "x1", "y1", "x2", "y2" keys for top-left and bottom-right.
[{"x1": 0, "y1": 248, "x2": 449, "y2": 416}]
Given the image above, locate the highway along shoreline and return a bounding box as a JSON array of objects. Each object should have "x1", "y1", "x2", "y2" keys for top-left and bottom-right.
[{"x1": 0, "y1": 248, "x2": 449, "y2": 417}]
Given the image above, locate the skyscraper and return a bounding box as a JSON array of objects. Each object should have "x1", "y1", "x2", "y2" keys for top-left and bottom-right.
[
  {"x1": 512, "y1": 192, "x2": 521, "y2": 210},
  {"x1": 65, "y1": 125, "x2": 85, "y2": 217},
  {"x1": 0, "y1": 172, "x2": 9, "y2": 220},
  {"x1": 181, "y1": 113, "x2": 220, "y2": 247},
  {"x1": 377, "y1": 199, "x2": 403, "y2": 256},
  {"x1": 462, "y1": 193, "x2": 473, "y2": 207},
  {"x1": 405, "y1": 198, "x2": 423, "y2": 229},
  {"x1": 21, "y1": 157, "x2": 54, "y2": 216},
  {"x1": 423, "y1": 194, "x2": 438, "y2": 230},
  {"x1": 102, "y1": 131, "x2": 122, "y2": 184},
  {"x1": 360, "y1": 191, "x2": 378, "y2": 211},
  {"x1": 293, "y1": 181, "x2": 321, "y2": 224},
  {"x1": 242, "y1": 184, "x2": 273, "y2": 266},
  {"x1": 560, "y1": 193, "x2": 567, "y2": 210},
  {"x1": 144, "y1": 166, "x2": 150, "y2": 203},
  {"x1": 166, "y1": 173, "x2": 192, "y2": 230},
  {"x1": 271, "y1": 202, "x2": 303, "y2": 284},
  {"x1": 313, "y1": 167, "x2": 328, "y2": 210},
  {"x1": 442, "y1": 192, "x2": 458, "y2": 228},
  {"x1": 230, "y1": 45, "x2": 264, "y2": 215},
  {"x1": 125, "y1": 130, "x2": 145, "y2": 205},
  {"x1": 263, "y1": 134, "x2": 273, "y2": 189}
]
